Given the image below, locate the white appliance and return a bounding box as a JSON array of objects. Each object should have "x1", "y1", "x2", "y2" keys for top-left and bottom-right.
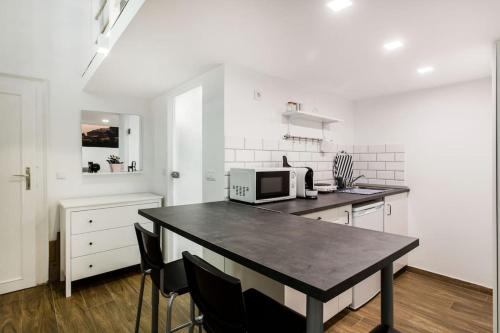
[
  {"x1": 294, "y1": 167, "x2": 318, "y2": 199},
  {"x1": 229, "y1": 168, "x2": 296, "y2": 204},
  {"x1": 350, "y1": 201, "x2": 385, "y2": 309}
]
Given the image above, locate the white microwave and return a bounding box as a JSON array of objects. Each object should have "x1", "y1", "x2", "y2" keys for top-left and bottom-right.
[{"x1": 229, "y1": 168, "x2": 297, "y2": 204}]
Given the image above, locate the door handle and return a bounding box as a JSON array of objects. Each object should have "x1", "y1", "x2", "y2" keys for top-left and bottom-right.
[
  {"x1": 345, "y1": 210, "x2": 350, "y2": 224},
  {"x1": 387, "y1": 204, "x2": 392, "y2": 216},
  {"x1": 12, "y1": 167, "x2": 31, "y2": 190},
  {"x1": 171, "y1": 171, "x2": 180, "y2": 179}
]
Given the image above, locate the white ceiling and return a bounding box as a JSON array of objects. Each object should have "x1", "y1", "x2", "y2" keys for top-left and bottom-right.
[{"x1": 85, "y1": 0, "x2": 500, "y2": 100}]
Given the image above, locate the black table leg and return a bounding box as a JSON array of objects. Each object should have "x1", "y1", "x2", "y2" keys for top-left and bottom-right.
[
  {"x1": 371, "y1": 264, "x2": 400, "y2": 333},
  {"x1": 151, "y1": 222, "x2": 160, "y2": 333}
]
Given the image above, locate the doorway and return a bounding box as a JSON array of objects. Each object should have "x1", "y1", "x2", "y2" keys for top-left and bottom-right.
[
  {"x1": 0, "y1": 75, "x2": 47, "y2": 294},
  {"x1": 165, "y1": 86, "x2": 204, "y2": 261}
]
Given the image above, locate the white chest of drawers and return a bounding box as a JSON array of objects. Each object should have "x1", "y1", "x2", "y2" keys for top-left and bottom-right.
[{"x1": 60, "y1": 193, "x2": 162, "y2": 297}]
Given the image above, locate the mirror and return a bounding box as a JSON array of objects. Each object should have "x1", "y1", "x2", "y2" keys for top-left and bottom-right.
[{"x1": 81, "y1": 110, "x2": 142, "y2": 174}]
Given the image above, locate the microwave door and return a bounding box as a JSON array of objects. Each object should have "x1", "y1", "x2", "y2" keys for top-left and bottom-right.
[{"x1": 256, "y1": 171, "x2": 290, "y2": 200}]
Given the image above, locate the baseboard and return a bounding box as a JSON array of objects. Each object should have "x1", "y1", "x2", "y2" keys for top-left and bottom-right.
[
  {"x1": 406, "y1": 266, "x2": 492, "y2": 295},
  {"x1": 48, "y1": 232, "x2": 60, "y2": 282}
]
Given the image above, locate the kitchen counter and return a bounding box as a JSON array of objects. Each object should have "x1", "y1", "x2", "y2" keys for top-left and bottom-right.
[{"x1": 259, "y1": 184, "x2": 409, "y2": 215}]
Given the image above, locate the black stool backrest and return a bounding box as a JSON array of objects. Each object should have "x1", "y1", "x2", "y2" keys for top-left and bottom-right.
[
  {"x1": 134, "y1": 223, "x2": 164, "y2": 287},
  {"x1": 182, "y1": 251, "x2": 247, "y2": 333}
]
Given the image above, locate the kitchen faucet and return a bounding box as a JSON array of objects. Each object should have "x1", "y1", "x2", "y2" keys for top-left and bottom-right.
[{"x1": 348, "y1": 174, "x2": 365, "y2": 188}]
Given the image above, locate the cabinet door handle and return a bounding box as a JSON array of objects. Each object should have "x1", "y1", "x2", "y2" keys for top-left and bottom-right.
[
  {"x1": 387, "y1": 204, "x2": 392, "y2": 216},
  {"x1": 345, "y1": 211, "x2": 350, "y2": 224}
]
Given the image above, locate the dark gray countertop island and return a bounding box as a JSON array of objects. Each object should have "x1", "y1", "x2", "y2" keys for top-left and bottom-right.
[{"x1": 139, "y1": 200, "x2": 418, "y2": 333}]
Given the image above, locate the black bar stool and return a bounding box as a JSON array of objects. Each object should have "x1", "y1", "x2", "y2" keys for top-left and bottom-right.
[
  {"x1": 182, "y1": 251, "x2": 306, "y2": 333},
  {"x1": 134, "y1": 223, "x2": 202, "y2": 333}
]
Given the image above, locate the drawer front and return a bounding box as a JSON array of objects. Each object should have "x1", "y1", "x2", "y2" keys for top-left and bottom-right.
[
  {"x1": 71, "y1": 222, "x2": 153, "y2": 258},
  {"x1": 71, "y1": 245, "x2": 140, "y2": 281},
  {"x1": 71, "y1": 202, "x2": 159, "y2": 235},
  {"x1": 338, "y1": 288, "x2": 353, "y2": 310},
  {"x1": 301, "y1": 205, "x2": 352, "y2": 225}
]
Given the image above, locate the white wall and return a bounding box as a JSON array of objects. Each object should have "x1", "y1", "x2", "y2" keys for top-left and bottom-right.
[
  {"x1": 354, "y1": 78, "x2": 494, "y2": 287},
  {"x1": 1, "y1": 0, "x2": 153, "y2": 283},
  {"x1": 224, "y1": 64, "x2": 354, "y2": 144}
]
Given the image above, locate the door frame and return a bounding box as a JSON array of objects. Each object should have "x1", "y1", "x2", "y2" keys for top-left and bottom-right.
[{"x1": 0, "y1": 73, "x2": 48, "y2": 288}]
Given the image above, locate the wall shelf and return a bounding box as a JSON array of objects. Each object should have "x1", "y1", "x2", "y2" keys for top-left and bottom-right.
[
  {"x1": 82, "y1": 171, "x2": 143, "y2": 176},
  {"x1": 282, "y1": 111, "x2": 342, "y2": 124}
]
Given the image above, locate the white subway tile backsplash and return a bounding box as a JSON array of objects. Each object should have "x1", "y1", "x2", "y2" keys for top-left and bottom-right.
[
  {"x1": 279, "y1": 140, "x2": 293, "y2": 151},
  {"x1": 245, "y1": 162, "x2": 262, "y2": 168},
  {"x1": 299, "y1": 152, "x2": 312, "y2": 161},
  {"x1": 263, "y1": 139, "x2": 279, "y2": 151},
  {"x1": 386, "y1": 144, "x2": 405, "y2": 153},
  {"x1": 353, "y1": 161, "x2": 368, "y2": 170},
  {"x1": 320, "y1": 141, "x2": 337, "y2": 153},
  {"x1": 293, "y1": 141, "x2": 306, "y2": 151},
  {"x1": 386, "y1": 162, "x2": 404, "y2": 171},
  {"x1": 224, "y1": 162, "x2": 244, "y2": 174},
  {"x1": 287, "y1": 151, "x2": 300, "y2": 161},
  {"x1": 386, "y1": 180, "x2": 405, "y2": 186},
  {"x1": 369, "y1": 179, "x2": 386, "y2": 185},
  {"x1": 360, "y1": 153, "x2": 377, "y2": 162},
  {"x1": 361, "y1": 170, "x2": 376, "y2": 178},
  {"x1": 225, "y1": 136, "x2": 244, "y2": 149},
  {"x1": 306, "y1": 141, "x2": 319, "y2": 152},
  {"x1": 226, "y1": 138, "x2": 406, "y2": 190},
  {"x1": 354, "y1": 145, "x2": 368, "y2": 153},
  {"x1": 255, "y1": 150, "x2": 272, "y2": 161},
  {"x1": 368, "y1": 162, "x2": 385, "y2": 170},
  {"x1": 271, "y1": 151, "x2": 285, "y2": 162},
  {"x1": 338, "y1": 144, "x2": 353, "y2": 153},
  {"x1": 369, "y1": 145, "x2": 386, "y2": 153},
  {"x1": 377, "y1": 170, "x2": 395, "y2": 180},
  {"x1": 262, "y1": 162, "x2": 281, "y2": 168},
  {"x1": 235, "y1": 150, "x2": 254, "y2": 162},
  {"x1": 317, "y1": 161, "x2": 333, "y2": 171},
  {"x1": 245, "y1": 138, "x2": 263, "y2": 150},
  {"x1": 377, "y1": 153, "x2": 395, "y2": 162},
  {"x1": 225, "y1": 149, "x2": 235, "y2": 162}
]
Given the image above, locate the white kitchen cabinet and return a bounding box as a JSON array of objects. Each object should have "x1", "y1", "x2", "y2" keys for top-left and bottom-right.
[
  {"x1": 283, "y1": 204, "x2": 353, "y2": 323},
  {"x1": 301, "y1": 204, "x2": 352, "y2": 226},
  {"x1": 384, "y1": 193, "x2": 409, "y2": 273}
]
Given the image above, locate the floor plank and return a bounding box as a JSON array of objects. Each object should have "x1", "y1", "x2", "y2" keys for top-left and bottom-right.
[{"x1": 0, "y1": 268, "x2": 493, "y2": 333}]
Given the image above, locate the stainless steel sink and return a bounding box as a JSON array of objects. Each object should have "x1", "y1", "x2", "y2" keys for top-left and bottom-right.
[{"x1": 338, "y1": 187, "x2": 389, "y2": 195}]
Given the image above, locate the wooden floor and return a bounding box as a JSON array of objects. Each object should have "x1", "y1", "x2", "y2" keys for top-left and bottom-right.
[{"x1": 0, "y1": 268, "x2": 492, "y2": 333}]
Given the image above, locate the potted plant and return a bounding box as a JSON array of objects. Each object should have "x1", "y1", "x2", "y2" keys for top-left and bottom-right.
[{"x1": 107, "y1": 155, "x2": 123, "y2": 172}]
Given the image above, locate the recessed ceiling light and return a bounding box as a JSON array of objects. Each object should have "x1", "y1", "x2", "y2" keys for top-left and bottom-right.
[
  {"x1": 326, "y1": 0, "x2": 353, "y2": 12},
  {"x1": 102, "y1": 119, "x2": 110, "y2": 123},
  {"x1": 417, "y1": 66, "x2": 435, "y2": 74},
  {"x1": 383, "y1": 40, "x2": 404, "y2": 51}
]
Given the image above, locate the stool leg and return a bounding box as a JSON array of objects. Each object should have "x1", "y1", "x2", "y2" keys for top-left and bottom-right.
[
  {"x1": 165, "y1": 293, "x2": 177, "y2": 333},
  {"x1": 135, "y1": 272, "x2": 146, "y2": 333},
  {"x1": 189, "y1": 296, "x2": 195, "y2": 333}
]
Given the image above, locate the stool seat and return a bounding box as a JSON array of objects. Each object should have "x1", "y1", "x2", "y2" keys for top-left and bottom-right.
[
  {"x1": 150, "y1": 259, "x2": 189, "y2": 296},
  {"x1": 244, "y1": 288, "x2": 306, "y2": 333}
]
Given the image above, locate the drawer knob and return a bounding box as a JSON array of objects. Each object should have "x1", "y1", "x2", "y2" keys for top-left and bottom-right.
[
  {"x1": 317, "y1": 217, "x2": 322, "y2": 220},
  {"x1": 89, "y1": 264, "x2": 93, "y2": 268},
  {"x1": 89, "y1": 242, "x2": 93, "y2": 246},
  {"x1": 89, "y1": 220, "x2": 93, "y2": 224}
]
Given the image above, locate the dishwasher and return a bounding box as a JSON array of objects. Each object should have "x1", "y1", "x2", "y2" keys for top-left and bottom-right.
[{"x1": 350, "y1": 200, "x2": 385, "y2": 310}]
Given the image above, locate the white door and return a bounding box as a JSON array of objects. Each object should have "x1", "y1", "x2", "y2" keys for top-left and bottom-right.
[
  {"x1": 166, "y1": 86, "x2": 204, "y2": 261},
  {"x1": 0, "y1": 76, "x2": 38, "y2": 294}
]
